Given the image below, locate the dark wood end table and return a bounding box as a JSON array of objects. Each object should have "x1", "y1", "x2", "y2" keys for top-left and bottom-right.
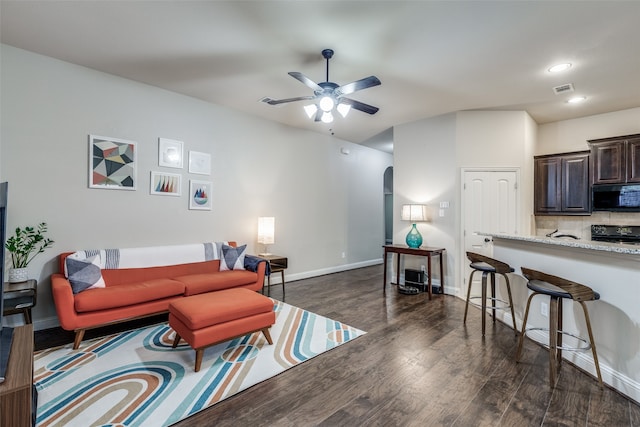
[
  {"x1": 259, "y1": 255, "x2": 288, "y2": 300},
  {"x1": 2, "y1": 279, "x2": 37, "y2": 324},
  {"x1": 382, "y1": 245, "x2": 445, "y2": 300}
]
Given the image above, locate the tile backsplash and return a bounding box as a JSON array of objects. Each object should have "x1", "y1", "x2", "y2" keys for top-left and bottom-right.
[{"x1": 534, "y1": 213, "x2": 640, "y2": 239}]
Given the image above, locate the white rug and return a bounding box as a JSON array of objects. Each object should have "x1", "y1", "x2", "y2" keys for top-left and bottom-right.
[{"x1": 34, "y1": 300, "x2": 365, "y2": 426}]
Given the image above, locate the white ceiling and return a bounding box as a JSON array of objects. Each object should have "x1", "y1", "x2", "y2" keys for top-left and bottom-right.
[{"x1": 2, "y1": 1, "x2": 640, "y2": 153}]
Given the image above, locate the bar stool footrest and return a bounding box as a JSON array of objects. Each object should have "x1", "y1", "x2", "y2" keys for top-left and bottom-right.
[
  {"x1": 468, "y1": 295, "x2": 513, "y2": 311},
  {"x1": 522, "y1": 327, "x2": 592, "y2": 352}
]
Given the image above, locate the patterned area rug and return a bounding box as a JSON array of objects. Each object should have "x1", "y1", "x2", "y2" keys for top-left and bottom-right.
[{"x1": 34, "y1": 300, "x2": 365, "y2": 426}]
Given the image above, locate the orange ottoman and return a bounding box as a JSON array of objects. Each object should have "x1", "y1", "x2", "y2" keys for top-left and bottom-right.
[{"x1": 169, "y1": 288, "x2": 275, "y2": 372}]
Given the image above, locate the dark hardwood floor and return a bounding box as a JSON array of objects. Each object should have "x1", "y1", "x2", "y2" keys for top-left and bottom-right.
[{"x1": 35, "y1": 265, "x2": 640, "y2": 426}]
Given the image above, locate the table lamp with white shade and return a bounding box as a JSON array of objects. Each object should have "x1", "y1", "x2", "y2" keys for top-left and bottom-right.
[
  {"x1": 257, "y1": 217, "x2": 275, "y2": 256},
  {"x1": 401, "y1": 204, "x2": 428, "y2": 248}
]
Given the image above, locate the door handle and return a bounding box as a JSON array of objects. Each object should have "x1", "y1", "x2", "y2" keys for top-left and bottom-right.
[{"x1": 484, "y1": 238, "x2": 492, "y2": 243}]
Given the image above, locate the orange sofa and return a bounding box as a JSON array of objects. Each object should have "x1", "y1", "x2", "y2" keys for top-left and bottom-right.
[{"x1": 50, "y1": 242, "x2": 267, "y2": 349}]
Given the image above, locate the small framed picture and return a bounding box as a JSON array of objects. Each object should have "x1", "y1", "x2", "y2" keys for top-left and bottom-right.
[
  {"x1": 188, "y1": 151, "x2": 211, "y2": 175},
  {"x1": 189, "y1": 180, "x2": 212, "y2": 210},
  {"x1": 150, "y1": 171, "x2": 181, "y2": 196},
  {"x1": 89, "y1": 135, "x2": 137, "y2": 190},
  {"x1": 158, "y1": 138, "x2": 184, "y2": 168}
]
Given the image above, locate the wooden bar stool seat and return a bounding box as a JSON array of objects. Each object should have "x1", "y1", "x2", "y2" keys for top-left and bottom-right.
[
  {"x1": 463, "y1": 252, "x2": 517, "y2": 336},
  {"x1": 516, "y1": 267, "x2": 603, "y2": 388}
]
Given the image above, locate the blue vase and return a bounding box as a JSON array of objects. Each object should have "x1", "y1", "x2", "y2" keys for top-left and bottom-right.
[{"x1": 405, "y1": 223, "x2": 423, "y2": 248}]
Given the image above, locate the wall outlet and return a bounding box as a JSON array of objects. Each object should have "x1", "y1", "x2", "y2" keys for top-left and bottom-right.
[
  {"x1": 341, "y1": 252, "x2": 346, "y2": 259},
  {"x1": 421, "y1": 265, "x2": 426, "y2": 273},
  {"x1": 541, "y1": 302, "x2": 548, "y2": 317}
]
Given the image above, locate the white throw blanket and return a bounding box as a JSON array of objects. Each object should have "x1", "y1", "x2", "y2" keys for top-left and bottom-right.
[{"x1": 68, "y1": 242, "x2": 228, "y2": 270}]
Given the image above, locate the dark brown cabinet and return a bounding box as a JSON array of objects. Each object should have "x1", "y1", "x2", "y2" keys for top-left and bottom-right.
[
  {"x1": 589, "y1": 134, "x2": 640, "y2": 184},
  {"x1": 534, "y1": 151, "x2": 590, "y2": 215},
  {"x1": 628, "y1": 137, "x2": 640, "y2": 182}
]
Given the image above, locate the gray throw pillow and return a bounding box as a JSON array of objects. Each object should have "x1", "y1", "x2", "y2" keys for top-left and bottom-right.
[
  {"x1": 65, "y1": 255, "x2": 106, "y2": 294},
  {"x1": 219, "y1": 244, "x2": 247, "y2": 271}
]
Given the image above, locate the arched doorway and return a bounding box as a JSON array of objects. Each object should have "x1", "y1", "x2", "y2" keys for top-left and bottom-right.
[{"x1": 383, "y1": 166, "x2": 393, "y2": 244}]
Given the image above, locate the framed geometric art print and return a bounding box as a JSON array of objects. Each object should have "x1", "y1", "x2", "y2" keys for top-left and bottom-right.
[
  {"x1": 89, "y1": 135, "x2": 137, "y2": 190},
  {"x1": 189, "y1": 180, "x2": 212, "y2": 210},
  {"x1": 150, "y1": 171, "x2": 182, "y2": 196}
]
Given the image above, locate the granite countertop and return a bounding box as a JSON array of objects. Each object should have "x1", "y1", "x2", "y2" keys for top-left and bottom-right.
[{"x1": 479, "y1": 232, "x2": 640, "y2": 255}]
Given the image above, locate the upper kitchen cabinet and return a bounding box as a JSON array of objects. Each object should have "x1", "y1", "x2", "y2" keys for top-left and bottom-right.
[
  {"x1": 589, "y1": 134, "x2": 640, "y2": 184},
  {"x1": 534, "y1": 151, "x2": 590, "y2": 215}
]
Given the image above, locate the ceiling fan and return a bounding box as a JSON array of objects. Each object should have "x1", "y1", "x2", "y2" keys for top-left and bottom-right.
[{"x1": 261, "y1": 49, "x2": 381, "y2": 123}]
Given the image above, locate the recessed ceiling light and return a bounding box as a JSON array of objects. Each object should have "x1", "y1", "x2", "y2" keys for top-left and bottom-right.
[
  {"x1": 548, "y1": 63, "x2": 572, "y2": 73},
  {"x1": 567, "y1": 96, "x2": 587, "y2": 104}
]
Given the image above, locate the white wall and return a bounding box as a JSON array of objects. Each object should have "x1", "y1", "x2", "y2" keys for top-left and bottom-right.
[
  {"x1": 537, "y1": 107, "x2": 640, "y2": 155},
  {"x1": 393, "y1": 113, "x2": 457, "y2": 290},
  {"x1": 0, "y1": 45, "x2": 393, "y2": 329}
]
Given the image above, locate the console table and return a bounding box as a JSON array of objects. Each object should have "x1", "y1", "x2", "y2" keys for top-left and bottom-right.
[
  {"x1": 0, "y1": 324, "x2": 34, "y2": 427},
  {"x1": 382, "y1": 245, "x2": 446, "y2": 300}
]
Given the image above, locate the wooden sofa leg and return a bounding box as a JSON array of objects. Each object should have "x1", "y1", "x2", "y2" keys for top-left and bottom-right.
[
  {"x1": 195, "y1": 349, "x2": 204, "y2": 372},
  {"x1": 262, "y1": 327, "x2": 273, "y2": 345},
  {"x1": 73, "y1": 329, "x2": 86, "y2": 350}
]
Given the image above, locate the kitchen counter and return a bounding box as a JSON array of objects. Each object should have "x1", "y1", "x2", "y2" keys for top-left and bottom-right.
[
  {"x1": 481, "y1": 232, "x2": 640, "y2": 401},
  {"x1": 479, "y1": 232, "x2": 640, "y2": 256}
]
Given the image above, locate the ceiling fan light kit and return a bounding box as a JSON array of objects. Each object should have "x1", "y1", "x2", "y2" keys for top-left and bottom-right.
[
  {"x1": 321, "y1": 111, "x2": 333, "y2": 124},
  {"x1": 262, "y1": 48, "x2": 381, "y2": 124},
  {"x1": 304, "y1": 104, "x2": 318, "y2": 118},
  {"x1": 319, "y1": 95, "x2": 335, "y2": 112},
  {"x1": 336, "y1": 103, "x2": 351, "y2": 118}
]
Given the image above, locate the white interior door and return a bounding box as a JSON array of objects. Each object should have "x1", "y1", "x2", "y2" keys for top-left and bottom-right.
[{"x1": 462, "y1": 169, "x2": 518, "y2": 291}]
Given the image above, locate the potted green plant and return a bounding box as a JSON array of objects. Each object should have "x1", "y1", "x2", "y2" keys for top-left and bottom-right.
[{"x1": 4, "y1": 222, "x2": 54, "y2": 282}]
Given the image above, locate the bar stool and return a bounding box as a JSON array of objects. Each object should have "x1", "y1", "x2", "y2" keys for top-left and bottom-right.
[
  {"x1": 516, "y1": 267, "x2": 603, "y2": 388},
  {"x1": 463, "y1": 252, "x2": 517, "y2": 336}
]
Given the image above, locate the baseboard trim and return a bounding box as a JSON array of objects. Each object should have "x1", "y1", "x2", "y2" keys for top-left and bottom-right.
[
  {"x1": 269, "y1": 258, "x2": 384, "y2": 284},
  {"x1": 33, "y1": 317, "x2": 63, "y2": 331}
]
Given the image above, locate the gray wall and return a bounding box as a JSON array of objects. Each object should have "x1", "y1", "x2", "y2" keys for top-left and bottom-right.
[{"x1": 0, "y1": 45, "x2": 393, "y2": 329}]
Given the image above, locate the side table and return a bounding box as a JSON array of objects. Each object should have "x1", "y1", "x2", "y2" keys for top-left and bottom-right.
[
  {"x1": 2, "y1": 280, "x2": 37, "y2": 324},
  {"x1": 259, "y1": 255, "x2": 288, "y2": 300},
  {"x1": 382, "y1": 245, "x2": 445, "y2": 300}
]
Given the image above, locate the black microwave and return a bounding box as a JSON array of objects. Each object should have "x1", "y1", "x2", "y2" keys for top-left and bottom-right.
[{"x1": 592, "y1": 184, "x2": 640, "y2": 212}]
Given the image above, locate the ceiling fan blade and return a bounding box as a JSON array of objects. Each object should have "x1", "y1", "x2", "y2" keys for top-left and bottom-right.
[
  {"x1": 335, "y1": 76, "x2": 381, "y2": 97},
  {"x1": 314, "y1": 108, "x2": 323, "y2": 122},
  {"x1": 340, "y1": 98, "x2": 379, "y2": 115},
  {"x1": 261, "y1": 95, "x2": 316, "y2": 105},
  {"x1": 288, "y1": 72, "x2": 323, "y2": 91}
]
